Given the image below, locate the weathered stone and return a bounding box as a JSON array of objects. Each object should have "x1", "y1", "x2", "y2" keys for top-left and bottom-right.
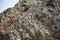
[{"x1": 0, "y1": 0, "x2": 60, "y2": 40}]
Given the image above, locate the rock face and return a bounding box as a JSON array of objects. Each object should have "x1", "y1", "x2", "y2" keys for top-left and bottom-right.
[{"x1": 0, "y1": 0, "x2": 60, "y2": 40}]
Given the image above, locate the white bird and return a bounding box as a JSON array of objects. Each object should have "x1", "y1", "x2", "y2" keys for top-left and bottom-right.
[{"x1": 0, "y1": 0, "x2": 19, "y2": 13}]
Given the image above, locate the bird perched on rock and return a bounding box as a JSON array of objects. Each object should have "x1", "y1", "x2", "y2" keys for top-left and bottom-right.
[{"x1": 20, "y1": 0, "x2": 36, "y2": 12}]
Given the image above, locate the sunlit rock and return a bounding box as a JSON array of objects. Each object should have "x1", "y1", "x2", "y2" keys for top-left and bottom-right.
[{"x1": 0, "y1": 0, "x2": 60, "y2": 40}]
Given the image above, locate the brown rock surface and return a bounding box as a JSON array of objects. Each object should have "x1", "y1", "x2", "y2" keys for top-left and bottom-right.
[{"x1": 0, "y1": 0, "x2": 60, "y2": 40}]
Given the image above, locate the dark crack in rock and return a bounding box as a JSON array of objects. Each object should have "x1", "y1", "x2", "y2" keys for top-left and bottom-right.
[{"x1": 0, "y1": 32, "x2": 10, "y2": 40}]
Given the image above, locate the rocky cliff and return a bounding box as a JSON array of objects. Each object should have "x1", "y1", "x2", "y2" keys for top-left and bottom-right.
[{"x1": 0, "y1": 0, "x2": 60, "y2": 40}]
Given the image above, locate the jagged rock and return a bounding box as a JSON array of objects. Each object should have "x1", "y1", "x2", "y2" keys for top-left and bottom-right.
[{"x1": 0, "y1": 0, "x2": 60, "y2": 40}]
